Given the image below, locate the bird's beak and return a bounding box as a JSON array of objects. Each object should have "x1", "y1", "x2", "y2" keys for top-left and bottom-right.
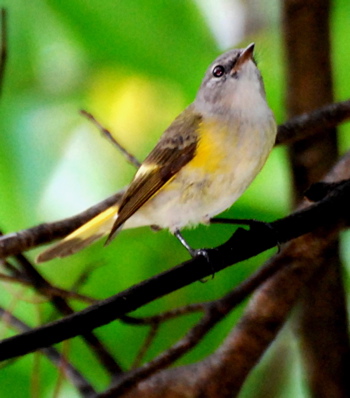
[{"x1": 231, "y1": 43, "x2": 255, "y2": 74}]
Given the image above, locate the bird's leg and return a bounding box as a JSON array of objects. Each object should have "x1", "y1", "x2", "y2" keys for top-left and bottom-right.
[
  {"x1": 174, "y1": 230, "x2": 209, "y2": 259},
  {"x1": 174, "y1": 230, "x2": 212, "y2": 282}
]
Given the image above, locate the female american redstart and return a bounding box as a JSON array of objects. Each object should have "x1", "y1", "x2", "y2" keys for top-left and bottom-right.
[{"x1": 37, "y1": 43, "x2": 276, "y2": 263}]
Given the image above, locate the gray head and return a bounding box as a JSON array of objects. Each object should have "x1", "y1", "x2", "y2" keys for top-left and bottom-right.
[{"x1": 194, "y1": 43, "x2": 267, "y2": 117}]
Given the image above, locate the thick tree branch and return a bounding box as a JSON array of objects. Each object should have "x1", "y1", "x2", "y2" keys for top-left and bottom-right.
[{"x1": 0, "y1": 175, "x2": 349, "y2": 363}]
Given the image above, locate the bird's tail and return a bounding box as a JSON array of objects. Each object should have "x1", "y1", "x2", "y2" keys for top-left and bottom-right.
[{"x1": 36, "y1": 205, "x2": 119, "y2": 263}]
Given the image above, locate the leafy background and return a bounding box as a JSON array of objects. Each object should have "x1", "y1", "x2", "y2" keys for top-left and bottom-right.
[{"x1": 0, "y1": 0, "x2": 349, "y2": 397}]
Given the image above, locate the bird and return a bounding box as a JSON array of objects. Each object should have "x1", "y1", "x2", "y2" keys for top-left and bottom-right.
[{"x1": 37, "y1": 43, "x2": 276, "y2": 263}]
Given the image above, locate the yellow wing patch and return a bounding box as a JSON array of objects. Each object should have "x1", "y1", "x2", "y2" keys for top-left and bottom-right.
[
  {"x1": 188, "y1": 120, "x2": 233, "y2": 173},
  {"x1": 36, "y1": 205, "x2": 119, "y2": 262}
]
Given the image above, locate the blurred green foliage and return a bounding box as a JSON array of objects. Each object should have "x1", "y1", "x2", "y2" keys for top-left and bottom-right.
[{"x1": 0, "y1": 1, "x2": 349, "y2": 397}]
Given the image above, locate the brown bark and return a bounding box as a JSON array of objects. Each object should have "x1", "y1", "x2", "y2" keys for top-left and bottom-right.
[
  {"x1": 283, "y1": 0, "x2": 337, "y2": 196},
  {"x1": 282, "y1": 1, "x2": 350, "y2": 397}
]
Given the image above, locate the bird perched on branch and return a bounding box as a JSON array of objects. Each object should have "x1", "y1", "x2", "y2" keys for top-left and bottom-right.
[{"x1": 37, "y1": 43, "x2": 276, "y2": 263}]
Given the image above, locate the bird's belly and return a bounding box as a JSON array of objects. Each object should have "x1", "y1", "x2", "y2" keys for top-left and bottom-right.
[
  {"x1": 125, "y1": 148, "x2": 268, "y2": 232},
  {"x1": 125, "y1": 119, "x2": 276, "y2": 232}
]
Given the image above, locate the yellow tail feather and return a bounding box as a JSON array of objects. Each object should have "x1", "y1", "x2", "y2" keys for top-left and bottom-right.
[{"x1": 36, "y1": 205, "x2": 119, "y2": 263}]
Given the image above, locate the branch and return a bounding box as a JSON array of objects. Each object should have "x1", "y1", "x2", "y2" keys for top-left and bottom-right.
[
  {"x1": 0, "y1": 307, "x2": 96, "y2": 397},
  {"x1": 80, "y1": 110, "x2": 141, "y2": 168},
  {"x1": 276, "y1": 99, "x2": 350, "y2": 145},
  {"x1": 0, "y1": 177, "x2": 349, "y2": 362},
  {"x1": 0, "y1": 272, "x2": 96, "y2": 303}
]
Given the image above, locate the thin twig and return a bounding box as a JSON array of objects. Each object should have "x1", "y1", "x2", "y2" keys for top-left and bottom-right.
[
  {"x1": 80, "y1": 110, "x2": 141, "y2": 168},
  {"x1": 0, "y1": 271, "x2": 97, "y2": 304},
  {"x1": 0, "y1": 272, "x2": 29, "y2": 284},
  {"x1": 131, "y1": 322, "x2": 160, "y2": 370},
  {"x1": 0, "y1": 259, "x2": 22, "y2": 279},
  {"x1": 126, "y1": 304, "x2": 205, "y2": 369},
  {"x1": 121, "y1": 303, "x2": 205, "y2": 325},
  {"x1": 70, "y1": 262, "x2": 105, "y2": 294}
]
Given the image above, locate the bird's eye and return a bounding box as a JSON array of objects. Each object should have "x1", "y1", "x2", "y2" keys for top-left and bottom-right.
[{"x1": 212, "y1": 65, "x2": 225, "y2": 78}]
